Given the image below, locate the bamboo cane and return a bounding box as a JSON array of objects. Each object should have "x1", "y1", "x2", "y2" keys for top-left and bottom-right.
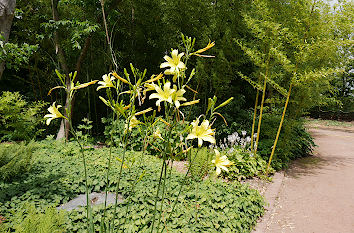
[
  {"x1": 266, "y1": 84, "x2": 292, "y2": 175},
  {"x1": 254, "y1": 76, "x2": 267, "y2": 154},
  {"x1": 250, "y1": 88, "x2": 260, "y2": 151}
]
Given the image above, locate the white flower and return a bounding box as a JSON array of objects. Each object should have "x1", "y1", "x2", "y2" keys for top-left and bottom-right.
[{"x1": 246, "y1": 136, "x2": 251, "y2": 143}]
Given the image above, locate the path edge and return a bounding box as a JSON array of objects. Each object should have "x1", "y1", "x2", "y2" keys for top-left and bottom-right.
[{"x1": 252, "y1": 171, "x2": 285, "y2": 233}]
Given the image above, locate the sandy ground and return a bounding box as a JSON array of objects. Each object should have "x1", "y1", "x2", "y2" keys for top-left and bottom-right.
[{"x1": 264, "y1": 127, "x2": 354, "y2": 233}]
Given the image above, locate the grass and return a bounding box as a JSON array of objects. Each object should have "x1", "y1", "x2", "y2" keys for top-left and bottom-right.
[{"x1": 305, "y1": 118, "x2": 354, "y2": 128}]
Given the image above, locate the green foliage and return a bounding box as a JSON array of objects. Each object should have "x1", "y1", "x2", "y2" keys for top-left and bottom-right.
[
  {"x1": 187, "y1": 147, "x2": 213, "y2": 181},
  {"x1": 0, "y1": 91, "x2": 46, "y2": 141},
  {"x1": 1, "y1": 203, "x2": 67, "y2": 233},
  {"x1": 257, "y1": 113, "x2": 315, "y2": 170},
  {"x1": 65, "y1": 180, "x2": 264, "y2": 232},
  {"x1": 214, "y1": 131, "x2": 273, "y2": 180},
  {"x1": 0, "y1": 142, "x2": 36, "y2": 182},
  {"x1": 42, "y1": 20, "x2": 99, "y2": 50},
  {"x1": 102, "y1": 116, "x2": 189, "y2": 157},
  {"x1": 0, "y1": 140, "x2": 264, "y2": 232},
  {"x1": 0, "y1": 37, "x2": 38, "y2": 71},
  {"x1": 77, "y1": 118, "x2": 94, "y2": 144},
  {"x1": 102, "y1": 117, "x2": 143, "y2": 150},
  {"x1": 226, "y1": 149, "x2": 272, "y2": 181}
]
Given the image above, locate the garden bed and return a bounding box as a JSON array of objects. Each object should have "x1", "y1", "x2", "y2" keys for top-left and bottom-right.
[{"x1": 0, "y1": 140, "x2": 265, "y2": 232}]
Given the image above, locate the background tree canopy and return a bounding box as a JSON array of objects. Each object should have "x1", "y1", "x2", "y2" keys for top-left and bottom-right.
[{"x1": 0, "y1": 0, "x2": 353, "y2": 138}]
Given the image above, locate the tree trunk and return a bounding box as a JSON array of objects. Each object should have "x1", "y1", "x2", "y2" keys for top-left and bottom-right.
[
  {"x1": 54, "y1": 0, "x2": 122, "y2": 140},
  {"x1": 0, "y1": 0, "x2": 16, "y2": 79},
  {"x1": 51, "y1": 0, "x2": 71, "y2": 140}
]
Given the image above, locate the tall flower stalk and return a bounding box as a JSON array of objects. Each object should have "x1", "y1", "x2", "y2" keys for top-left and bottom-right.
[
  {"x1": 45, "y1": 71, "x2": 97, "y2": 232},
  {"x1": 47, "y1": 34, "x2": 231, "y2": 232}
]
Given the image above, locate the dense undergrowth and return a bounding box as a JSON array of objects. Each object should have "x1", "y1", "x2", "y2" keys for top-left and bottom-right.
[{"x1": 0, "y1": 140, "x2": 264, "y2": 232}]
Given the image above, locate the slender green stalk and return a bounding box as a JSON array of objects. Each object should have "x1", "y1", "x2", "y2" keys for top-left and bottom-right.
[
  {"x1": 121, "y1": 132, "x2": 150, "y2": 220},
  {"x1": 100, "y1": 113, "x2": 116, "y2": 230},
  {"x1": 194, "y1": 182, "x2": 199, "y2": 223},
  {"x1": 112, "y1": 133, "x2": 128, "y2": 225},
  {"x1": 150, "y1": 159, "x2": 166, "y2": 232},
  {"x1": 250, "y1": 87, "x2": 260, "y2": 151},
  {"x1": 151, "y1": 103, "x2": 176, "y2": 232},
  {"x1": 254, "y1": 77, "x2": 267, "y2": 154},
  {"x1": 69, "y1": 121, "x2": 93, "y2": 233},
  {"x1": 266, "y1": 84, "x2": 292, "y2": 175},
  {"x1": 111, "y1": 93, "x2": 135, "y2": 228},
  {"x1": 156, "y1": 159, "x2": 168, "y2": 231},
  {"x1": 158, "y1": 149, "x2": 196, "y2": 233}
]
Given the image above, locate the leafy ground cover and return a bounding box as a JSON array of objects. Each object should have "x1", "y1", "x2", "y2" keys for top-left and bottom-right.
[{"x1": 0, "y1": 139, "x2": 264, "y2": 232}]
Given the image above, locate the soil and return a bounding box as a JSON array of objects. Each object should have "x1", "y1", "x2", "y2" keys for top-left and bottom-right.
[{"x1": 264, "y1": 126, "x2": 354, "y2": 233}]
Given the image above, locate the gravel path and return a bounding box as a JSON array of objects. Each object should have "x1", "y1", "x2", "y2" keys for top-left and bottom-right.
[{"x1": 264, "y1": 127, "x2": 354, "y2": 233}]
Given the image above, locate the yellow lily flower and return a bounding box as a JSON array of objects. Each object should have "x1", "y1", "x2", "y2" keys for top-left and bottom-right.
[
  {"x1": 97, "y1": 74, "x2": 115, "y2": 91},
  {"x1": 186, "y1": 118, "x2": 215, "y2": 147},
  {"x1": 44, "y1": 102, "x2": 65, "y2": 125},
  {"x1": 135, "y1": 107, "x2": 153, "y2": 116},
  {"x1": 72, "y1": 80, "x2": 98, "y2": 90},
  {"x1": 172, "y1": 85, "x2": 186, "y2": 108},
  {"x1": 112, "y1": 71, "x2": 130, "y2": 85},
  {"x1": 125, "y1": 116, "x2": 140, "y2": 132},
  {"x1": 212, "y1": 149, "x2": 234, "y2": 176},
  {"x1": 146, "y1": 73, "x2": 163, "y2": 83},
  {"x1": 142, "y1": 82, "x2": 156, "y2": 98},
  {"x1": 149, "y1": 82, "x2": 175, "y2": 108},
  {"x1": 192, "y1": 40, "x2": 215, "y2": 56},
  {"x1": 180, "y1": 99, "x2": 200, "y2": 107},
  {"x1": 160, "y1": 49, "x2": 186, "y2": 82},
  {"x1": 152, "y1": 127, "x2": 164, "y2": 141}
]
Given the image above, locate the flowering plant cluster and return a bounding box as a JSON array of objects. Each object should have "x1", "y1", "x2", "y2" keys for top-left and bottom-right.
[
  {"x1": 216, "y1": 131, "x2": 257, "y2": 153},
  {"x1": 43, "y1": 36, "x2": 234, "y2": 232}
]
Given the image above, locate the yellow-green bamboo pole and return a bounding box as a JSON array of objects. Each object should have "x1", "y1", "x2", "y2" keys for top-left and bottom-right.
[
  {"x1": 266, "y1": 84, "x2": 292, "y2": 175},
  {"x1": 250, "y1": 88, "x2": 260, "y2": 151},
  {"x1": 254, "y1": 77, "x2": 267, "y2": 154}
]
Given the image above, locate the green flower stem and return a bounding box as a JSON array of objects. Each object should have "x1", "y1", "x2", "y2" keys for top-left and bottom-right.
[
  {"x1": 119, "y1": 155, "x2": 136, "y2": 232},
  {"x1": 150, "y1": 159, "x2": 166, "y2": 232},
  {"x1": 195, "y1": 182, "x2": 199, "y2": 223},
  {"x1": 112, "y1": 132, "x2": 128, "y2": 227},
  {"x1": 159, "y1": 148, "x2": 195, "y2": 233},
  {"x1": 156, "y1": 116, "x2": 175, "y2": 231},
  {"x1": 156, "y1": 159, "x2": 168, "y2": 231},
  {"x1": 151, "y1": 104, "x2": 175, "y2": 232},
  {"x1": 100, "y1": 111, "x2": 116, "y2": 231},
  {"x1": 112, "y1": 97, "x2": 135, "y2": 229},
  {"x1": 68, "y1": 121, "x2": 93, "y2": 233}
]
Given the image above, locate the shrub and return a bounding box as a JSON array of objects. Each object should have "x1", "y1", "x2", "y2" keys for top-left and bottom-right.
[
  {"x1": 213, "y1": 131, "x2": 273, "y2": 180},
  {"x1": 0, "y1": 141, "x2": 36, "y2": 182},
  {"x1": 0, "y1": 91, "x2": 46, "y2": 141},
  {"x1": 0, "y1": 203, "x2": 67, "y2": 233},
  {"x1": 257, "y1": 113, "x2": 315, "y2": 170},
  {"x1": 226, "y1": 149, "x2": 272, "y2": 181}
]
